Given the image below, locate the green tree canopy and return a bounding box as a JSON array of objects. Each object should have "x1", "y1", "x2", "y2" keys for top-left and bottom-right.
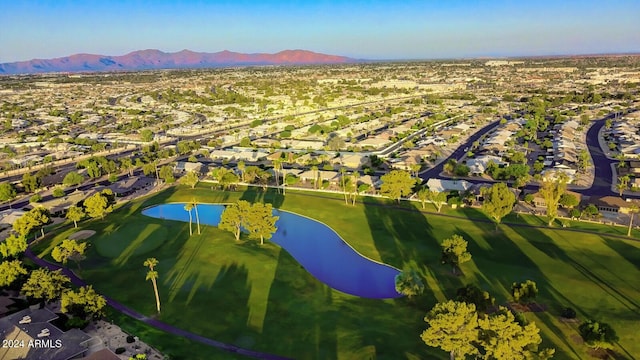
[
  {"x1": 219, "y1": 200, "x2": 251, "y2": 240},
  {"x1": 559, "y1": 193, "x2": 579, "y2": 209},
  {"x1": 0, "y1": 182, "x2": 17, "y2": 202},
  {"x1": 140, "y1": 129, "x2": 154, "y2": 142},
  {"x1": 66, "y1": 205, "x2": 85, "y2": 228},
  {"x1": 179, "y1": 170, "x2": 200, "y2": 188},
  {"x1": 394, "y1": 267, "x2": 425, "y2": 298},
  {"x1": 0, "y1": 260, "x2": 28, "y2": 287},
  {"x1": 421, "y1": 300, "x2": 480, "y2": 360},
  {"x1": 52, "y1": 239, "x2": 87, "y2": 269},
  {"x1": 21, "y1": 268, "x2": 70, "y2": 302},
  {"x1": 456, "y1": 284, "x2": 495, "y2": 313},
  {"x1": 477, "y1": 307, "x2": 548, "y2": 360},
  {"x1": 511, "y1": 280, "x2": 538, "y2": 304},
  {"x1": 578, "y1": 320, "x2": 619, "y2": 350},
  {"x1": 441, "y1": 234, "x2": 472, "y2": 274},
  {"x1": 380, "y1": 170, "x2": 416, "y2": 202},
  {"x1": 0, "y1": 234, "x2": 28, "y2": 259},
  {"x1": 244, "y1": 202, "x2": 279, "y2": 245},
  {"x1": 481, "y1": 182, "x2": 516, "y2": 228},
  {"x1": 22, "y1": 172, "x2": 41, "y2": 193},
  {"x1": 428, "y1": 189, "x2": 448, "y2": 213},
  {"x1": 84, "y1": 192, "x2": 113, "y2": 219},
  {"x1": 540, "y1": 172, "x2": 568, "y2": 226},
  {"x1": 63, "y1": 171, "x2": 85, "y2": 186},
  {"x1": 61, "y1": 285, "x2": 107, "y2": 320},
  {"x1": 159, "y1": 165, "x2": 175, "y2": 184}
]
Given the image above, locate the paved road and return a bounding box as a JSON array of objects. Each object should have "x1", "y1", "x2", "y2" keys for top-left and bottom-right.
[
  {"x1": 582, "y1": 118, "x2": 616, "y2": 197},
  {"x1": 419, "y1": 119, "x2": 502, "y2": 181},
  {"x1": 24, "y1": 248, "x2": 292, "y2": 360}
]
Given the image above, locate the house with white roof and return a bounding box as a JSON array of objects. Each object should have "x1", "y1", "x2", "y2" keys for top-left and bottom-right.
[{"x1": 426, "y1": 179, "x2": 473, "y2": 193}]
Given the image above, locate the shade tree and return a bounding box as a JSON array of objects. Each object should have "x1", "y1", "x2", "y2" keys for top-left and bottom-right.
[
  {"x1": 578, "y1": 320, "x2": 618, "y2": 350},
  {"x1": 0, "y1": 182, "x2": 17, "y2": 202},
  {"x1": 456, "y1": 284, "x2": 495, "y2": 313},
  {"x1": 481, "y1": 182, "x2": 516, "y2": 229},
  {"x1": 21, "y1": 268, "x2": 70, "y2": 303},
  {"x1": 52, "y1": 239, "x2": 87, "y2": 269},
  {"x1": 540, "y1": 172, "x2": 568, "y2": 226},
  {"x1": 380, "y1": 170, "x2": 416, "y2": 202},
  {"x1": 66, "y1": 206, "x2": 85, "y2": 228},
  {"x1": 0, "y1": 260, "x2": 28, "y2": 287},
  {"x1": 244, "y1": 202, "x2": 279, "y2": 245},
  {"x1": 61, "y1": 285, "x2": 107, "y2": 320},
  {"x1": 421, "y1": 300, "x2": 480, "y2": 360},
  {"x1": 179, "y1": 170, "x2": 200, "y2": 188},
  {"x1": 0, "y1": 234, "x2": 28, "y2": 259},
  {"x1": 441, "y1": 234, "x2": 472, "y2": 275},
  {"x1": 511, "y1": 280, "x2": 538, "y2": 304},
  {"x1": 394, "y1": 267, "x2": 425, "y2": 298}
]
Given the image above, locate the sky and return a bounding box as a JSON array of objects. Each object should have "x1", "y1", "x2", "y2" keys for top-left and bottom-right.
[{"x1": 1, "y1": 0, "x2": 639, "y2": 63}]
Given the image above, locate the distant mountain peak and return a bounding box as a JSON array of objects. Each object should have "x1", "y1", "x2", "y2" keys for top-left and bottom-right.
[{"x1": 0, "y1": 49, "x2": 358, "y2": 75}]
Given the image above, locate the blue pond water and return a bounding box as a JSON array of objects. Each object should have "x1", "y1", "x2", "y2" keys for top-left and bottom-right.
[{"x1": 142, "y1": 203, "x2": 402, "y2": 299}]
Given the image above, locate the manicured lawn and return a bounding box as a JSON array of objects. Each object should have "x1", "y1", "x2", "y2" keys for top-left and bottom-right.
[{"x1": 34, "y1": 185, "x2": 640, "y2": 359}]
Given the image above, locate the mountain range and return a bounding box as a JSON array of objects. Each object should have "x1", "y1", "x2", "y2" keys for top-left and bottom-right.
[{"x1": 0, "y1": 49, "x2": 358, "y2": 75}]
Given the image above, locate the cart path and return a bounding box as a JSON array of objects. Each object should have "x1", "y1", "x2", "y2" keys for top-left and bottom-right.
[{"x1": 24, "y1": 248, "x2": 292, "y2": 360}]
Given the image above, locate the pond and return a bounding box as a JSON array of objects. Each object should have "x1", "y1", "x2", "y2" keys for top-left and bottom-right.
[{"x1": 142, "y1": 203, "x2": 402, "y2": 299}]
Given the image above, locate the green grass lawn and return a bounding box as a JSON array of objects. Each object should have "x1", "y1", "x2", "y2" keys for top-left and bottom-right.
[{"x1": 34, "y1": 185, "x2": 640, "y2": 360}]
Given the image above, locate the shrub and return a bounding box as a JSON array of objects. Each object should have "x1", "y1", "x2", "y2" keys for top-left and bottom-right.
[
  {"x1": 561, "y1": 307, "x2": 577, "y2": 319},
  {"x1": 115, "y1": 347, "x2": 126, "y2": 355},
  {"x1": 126, "y1": 335, "x2": 135, "y2": 343},
  {"x1": 29, "y1": 194, "x2": 42, "y2": 203},
  {"x1": 579, "y1": 320, "x2": 618, "y2": 350}
]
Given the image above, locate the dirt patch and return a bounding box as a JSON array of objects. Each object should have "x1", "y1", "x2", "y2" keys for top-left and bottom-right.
[
  {"x1": 68, "y1": 230, "x2": 96, "y2": 240},
  {"x1": 505, "y1": 302, "x2": 548, "y2": 313}
]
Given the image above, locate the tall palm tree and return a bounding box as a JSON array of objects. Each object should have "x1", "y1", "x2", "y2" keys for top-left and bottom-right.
[
  {"x1": 351, "y1": 171, "x2": 360, "y2": 206},
  {"x1": 143, "y1": 258, "x2": 161, "y2": 313},
  {"x1": 273, "y1": 158, "x2": 282, "y2": 193},
  {"x1": 311, "y1": 165, "x2": 319, "y2": 189},
  {"x1": 340, "y1": 167, "x2": 349, "y2": 204},
  {"x1": 192, "y1": 200, "x2": 201, "y2": 234},
  {"x1": 628, "y1": 205, "x2": 639, "y2": 237},
  {"x1": 184, "y1": 204, "x2": 193, "y2": 235}
]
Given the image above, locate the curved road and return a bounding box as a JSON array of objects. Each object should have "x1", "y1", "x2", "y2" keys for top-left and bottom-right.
[
  {"x1": 419, "y1": 111, "x2": 640, "y2": 199},
  {"x1": 419, "y1": 119, "x2": 502, "y2": 181},
  {"x1": 24, "y1": 248, "x2": 292, "y2": 360}
]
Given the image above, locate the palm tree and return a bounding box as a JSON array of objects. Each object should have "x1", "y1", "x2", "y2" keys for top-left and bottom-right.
[
  {"x1": 237, "y1": 161, "x2": 245, "y2": 182},
  {"x1": 273, "y1": 158, "x2": 282, "y2": 192},
  {"x1": 350, "y1": 171, "x2": 360, "y2": 206},
  {"x1": 617, "y1": 175, "x2": 630, "y2": 197},
  {"x1": 628, "y1": 205, "x2": 639, "y2": 237},
  {"x1": 143, "y1": 258, "x2": 161, "y2": 313},
  {"x1": 184, "y1": 203, "x2": 193, "y2": 236},
  {"x1": 192, "y1": 200, "x2": 201, "y2": 234},
  {"x1": 311, "y1": 165, "x2": 318, "y2": 189},
  {"x1": 340, "y1": 167, "x2": 349, "y2": 204}
]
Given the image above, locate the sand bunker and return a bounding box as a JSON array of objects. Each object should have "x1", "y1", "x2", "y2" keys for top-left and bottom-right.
[{"x1": 68, "y1": 230, "x2": 96, "y2": 240}]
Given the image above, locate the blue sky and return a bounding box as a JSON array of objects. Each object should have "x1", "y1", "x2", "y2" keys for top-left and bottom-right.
[{"x1": 1, "y1": 0, "x2": 639, "y2": 62}]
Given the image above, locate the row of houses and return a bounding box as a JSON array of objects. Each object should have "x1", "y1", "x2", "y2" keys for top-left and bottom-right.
[{"x1": 609, "y1": 113, "x2": 640, "y2": 158}]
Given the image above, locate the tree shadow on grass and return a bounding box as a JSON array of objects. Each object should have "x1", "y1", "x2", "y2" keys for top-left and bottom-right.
[
  {"x1": 261, "y1": 250, "x2": 337, "y2": 360},
  {"x1": 336, "y1": 296, "x2": 432, "y2": 359},
  {"x1": 162, "y1": 262, "x2": 254, "y2": 348},
  {"x1": 240, "y1": 187, "x2": 285, "y2": 208},
  {"x1": 511, "y1": 225, "x2": 640, "y2": 313},
  {"x1": 603, "y1": 238, "x2": 640, "y2": 271},
  {"x1": 361, "y1": 198, "x2": 470, "y2": 308}
]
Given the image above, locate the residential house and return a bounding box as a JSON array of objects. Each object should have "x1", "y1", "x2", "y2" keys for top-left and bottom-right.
[
  {"x1": 0, "y1": 308, "x2": 92, "y2": 360},
  {"x1": 589, "y1": 196, "x2": 640, "y2": 213},
  {"x1": 426, "y1": 178, "x2": 473, "y2": 193}
]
